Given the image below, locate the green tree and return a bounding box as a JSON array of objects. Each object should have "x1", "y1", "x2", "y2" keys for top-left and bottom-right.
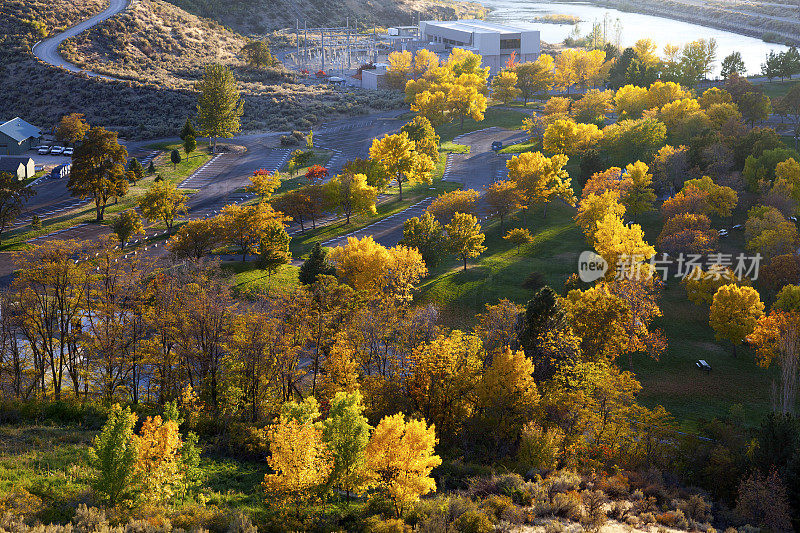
[
  {"x1": 739, "y1": 91, "x2": 772, "y2": 126},
  {"x1": 138, "y1": 181, "x2": 188, "y2": 233},
  {"x1": 180, "y1": 117, "x2": 197, "y2": 140},
  {"x1": 322, "y1": 391, "x2": 372, "y2": 498},
  {"x1": 183, "y1": 135, "x2": 197, "y2": 158},
  {"x1": 299, "y1": 243, "x2": 335, "y2": 285},
  {"x1": 68, "y1": 126, "x2": 129, "y2": 222},
  {"x1": 90, "y1": 404, "x2": 139, "y2": 505},
  {"x1": 112, "y1": 210, "x2": 144, "y2": 249},
  {"x1": 170, "y1": 149, "x2": 182, "y2": 169},
  {"x1": 0, "y1": 171, "x2": 33, "y2": 245},
  {"x1": 762, "y1": 51, "x2": 783, "y2": 82},
  {"x1": 196, "y1": 64, "x2": 244, "y2": 153},
  {"x1": 126, "y1": 158, "x2": 144, "y2": 185},
  {"x1": 401, "y1": 211, "x2": 446, "y2": 268},
  {"x1": 257, "y1": 219, "x2": 292, "y2": 277},
  {"x1": 445, "y1": 212, "x2": 486, "y2": 271},
  {"x1": 720, "y1": 52, "x2": 746, "y2": 79},
  {"x1": 241, "y1": 40, "x2": 277, "y2": 68}
]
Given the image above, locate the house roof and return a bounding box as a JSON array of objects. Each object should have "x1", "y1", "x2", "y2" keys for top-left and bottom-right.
[
  {"x1": 421, "y1": 19, "x2": 529, "y2": 35},
  {"x1": 0, "y1": 159, "x2": 25, "y2": 173},
  {"x1": 0, "y1": 118, "x2": 42, "y2": 144}
]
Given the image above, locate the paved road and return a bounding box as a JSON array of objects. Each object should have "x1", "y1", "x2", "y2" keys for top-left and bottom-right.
[{"x1": 32, "y1": 0, "x2": 131, "y2": 79}]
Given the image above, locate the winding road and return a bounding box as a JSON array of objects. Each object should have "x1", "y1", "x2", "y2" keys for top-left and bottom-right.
[{"x1": 32, "y1": 0, "x2": 130, "y2": 79}]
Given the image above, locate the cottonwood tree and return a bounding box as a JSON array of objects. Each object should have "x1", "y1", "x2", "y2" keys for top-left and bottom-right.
[
  {"x1": 138, "y1": 181, "x2": 188, "y2": 234},
  {"x1": 445, "y1": 212, "x2": 486, "y2": 271},
  {"x1": 0, "y1": 172, "x2": 33, "y2": 244},
  {"x1": 323, "y1": 173, "x2": 378, "y2": 224},
  {"x1": 219, "y1": 203, "x2": 285, "y2": 262},
  {"x1": 400, "y1": 116, "x2": 440, "y2": 161},
  {"x1": 365, "y1": 413, "x2": 441, "y2": 517},
  {"x1": 196, "y1": 64, "x2": 244, "y2": 153},
  {"x1": 485, "y1": 180, "x2": 523, "y2": 230},
  {"x1": 575, "y1": 190, "x2": 626, "y2": 243},
  {"x1": 247, "y1": 170, "x2": 281, "y2": 203},
  {"x1": 490, "y1": 70, "x2": 521, "y2": 104},
  {"x1": 369, "y1": 132, "x2": 434, "y2": 200},
  {"x1": 749, "y1": 310, "x2": 800, "y2": 415},
  {"x1": 68, "y1": 126, "x2": 129, "y2": 221},
  {"x1": 507, "y1": 151, "x2": 575, "y2": 218},
  {"x1": 400, "y1": 212, "x2": 446, "y2": 268},
  {"x1": 427, "y1": 189, "x2": 479, "y2": 224},
  {"x1": 241, "y1": 40, "x2": 277, "y2": 68},
  {"x1": 720, "y1": 52, "x2": 745, "y2": 79},
  {"x1": 55, "y1": 113, "x2": 90, "y2": 145},
  {"x1": 168, "y1": 218, "x2": 222, "y2": 260},
  {"x1": 112, "y1": 210, "x2": 144, "y2": 249},
  {"x1": 262, "y1": 415, "x2": 333, "y2": 517},
  {"x1": 504, "y1": 227, "x2": 533, "y2": 254},
  {"x1": 710, "y1": 284, "x2": 764, "y2": 356}
]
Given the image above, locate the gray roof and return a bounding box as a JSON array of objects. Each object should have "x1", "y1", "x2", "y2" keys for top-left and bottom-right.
[
  {"x1": 421, "y1": 19, "x2": 529, "y2": 34},
  {"x1": 0, "y1": 160, "x2": 25, "y2": 173},
  {"x1": 0, "y1": 118, "x2": 42, "y2": 144}
]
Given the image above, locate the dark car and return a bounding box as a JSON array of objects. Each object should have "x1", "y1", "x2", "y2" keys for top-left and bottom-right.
[{"x1": 491, "y1": 141, "x2": 503, "y2": 152}]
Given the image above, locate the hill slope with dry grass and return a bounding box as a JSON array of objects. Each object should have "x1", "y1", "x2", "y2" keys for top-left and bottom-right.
[
  {"x1": 0, "y1": 0, "x2": 403, "y2": 139},
  {"x1": 163, "y1": 0, "x2": 487, "y2": 35}
]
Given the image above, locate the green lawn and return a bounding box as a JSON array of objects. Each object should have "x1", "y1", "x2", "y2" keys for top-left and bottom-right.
[
  {"x1": 751, "y1": 77, "x2": 800, "y2": 99},
  {"x1": 416, "y1": 199, "x2": 782, "y2": 429},
  {"x1": 499, "y1": 140, "x2": 540, "y2": 154},
  {"x1": 223, "y1": 262, "x2": 300, "y2": 297},
  {"x1": 435, "y1": 108, "x2": 529, "y2": 142}
]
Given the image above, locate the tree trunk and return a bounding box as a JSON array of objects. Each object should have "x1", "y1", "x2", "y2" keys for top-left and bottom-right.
[
  {"x1": 732, "y1": 341, "x2": 737, "y2": 358},
  {"x1": 463, "y1": 255, "x2": 467, "y2": 271},
  {"x1": 397, "y1": 172, "x2": 403, "y2": 201}
]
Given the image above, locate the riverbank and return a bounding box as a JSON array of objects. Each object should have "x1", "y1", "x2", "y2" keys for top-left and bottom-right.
[{"x1": 592, "y1": 0, "x2": 800, "y2": 46}]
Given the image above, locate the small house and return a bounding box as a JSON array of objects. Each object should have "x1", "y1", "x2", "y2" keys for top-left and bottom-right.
[
  {"x1": 0, "y1": 118, "x2": 43, "y2": 156},
  {"x1": 0, "y1": 156, "x2": 35, "y2": 180}
]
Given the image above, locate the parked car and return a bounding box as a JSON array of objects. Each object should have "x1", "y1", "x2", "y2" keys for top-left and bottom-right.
[
  {"x1": 732, "y1": 224, "x2": 743, "y2": 231},
  {"x1": 38, "y1": 145, "x2": 51, "y2": 155},
  {"x1": 718, "y1": 229, "x2": 729, "y2": 237},
  {"x1": 50, "y1": 146, "x2": 64, "y2": 155},
  {"x1": 63, "y1": 147, "x2": 74, "y2": 156},
  {"x1": 491, "y1": 141, "x2": 503, "y2": 152},
  {"x1": 790, "y1": 216, "x2": 798, "y2": 223}
]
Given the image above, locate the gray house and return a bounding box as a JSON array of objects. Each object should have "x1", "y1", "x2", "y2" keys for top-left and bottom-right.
[
  {"x1": 0, "y1": 118, "x2": 42, "y2": 156},
  {"x1": 0, "y1": 156, "x2": 36, "y2": 180}
]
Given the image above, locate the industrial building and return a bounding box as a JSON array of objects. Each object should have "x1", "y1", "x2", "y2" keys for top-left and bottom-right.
[{"x1": 415, "y1": 20, "x2": 540, "y2": 74}]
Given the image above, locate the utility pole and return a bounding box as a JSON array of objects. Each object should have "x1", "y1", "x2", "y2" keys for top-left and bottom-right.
[
  {"x1": 296, "y1": 19, "x2": 300, "y2": 70},
  {"x1": 321, "y1": 28, "x2": 325, "y2": 72},
  {"x1": 304, "y1": 21, "x2": 308, "y2": 70}
]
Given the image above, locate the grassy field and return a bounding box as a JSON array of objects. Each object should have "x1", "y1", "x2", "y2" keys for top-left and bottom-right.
[
  {"x1": 752, "y1": 77, "x2": 800, "y2": 99},
  {"x1": 416, "y1": 199, "x2": 781, "y2": 429},
  {"x1": 435, "y1": 108, "x2": 529, "y2": 142}
]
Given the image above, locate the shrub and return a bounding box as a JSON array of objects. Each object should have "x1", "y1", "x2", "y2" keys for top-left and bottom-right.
[
  {"x1": 581, "y1": 490, "x2": 608, "y2": 532},
  {"x1": 656, "y1": 509, "x2": 690, "y2": 529},
  {"x1": 551, "y1": 492, "x2": 582, "y2": 521},
  {"x1": 679, "y1": 494, "x2": 713, "y2": 523},
  {"x1": 365, "y1": 517, "x2": 412, "y2": 533},
  {"x1": 481, "y1": 495, "x2": 514, "y2": 520},
  {"x1": 90, "y1": 404, "x2": 138, "y2": 505}
]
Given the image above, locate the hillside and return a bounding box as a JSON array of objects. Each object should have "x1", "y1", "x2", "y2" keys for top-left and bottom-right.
[
  {"x1": 0, "y1": 0, "x2": 403, "y2": 139},
  {"x1": 163, "y1": 0, "x2": 488, "y2": 35}
]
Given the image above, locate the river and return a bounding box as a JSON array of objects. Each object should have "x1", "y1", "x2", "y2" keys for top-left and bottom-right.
[{"x1": 480, "y1": 0, "x2": 790, "y2": 77}]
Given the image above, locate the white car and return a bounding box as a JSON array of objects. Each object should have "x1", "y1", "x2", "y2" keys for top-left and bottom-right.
[
  {"x1": 38, "y1": 146, "x2": 51, "y2": 155},
  {"x1": 63, "y1": 147, "x2": 74, "y2": 156},
  {"x1": 50, "y1": 146, "x2": 64, "y2": 155}
]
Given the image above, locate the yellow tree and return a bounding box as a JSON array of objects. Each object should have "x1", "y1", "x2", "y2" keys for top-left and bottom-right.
[
  {"x1": 220, "y1": 203, "x2": 285, "y2": 261},
  {"x1": 555, "y1": 48, "x2": 580, "y2": 93},
  {"x1": 247, "y1": 171, "x2": 282, "y2": 203},
  {"x1": 408, "y1": 330, "x2": 483, "y2": 438},
  {"x1": 621, "y1": 161, "x2": 656, "y2": 219},
  {"x1": 614, "y1": 85, "x2": 650, "y2": 119},
  {"x1": 575, "y1": 190, "x2": 626, "y2": 243},
  {"x1": 411, "y1": 90, "x2": 449, "y2": 126},
  {"x1": 323, "y1": 173, "x2": 377, "y2": 224},
  {"x1": 593, "y1": 214, "x2": 655, "y2": 276},
  {"x1": 327, "y1": 236, "x2": 427, "y2": 301},
  {"x1": 413, "y1": 49, "x2": 440, "y2": 78},
  {"x1": 138, "y1": 181, "x2": 188, "y2": 233},
  {"x1": 682, "y1": 265, "x2": 747, "y2": 306},
  {"x1": 365, "y1": 413, "x2": 441, "y2": 517},
  {"x1": 369, "y1": 132, "x2": 434, "y2": 200},
  {"x1": 710, "y1": 284, "x2": 764, "y2": 356},
  {"x1": 748, "y1": 311, "x2": 800, "y2": 415},
  {"x1": 386, "y1": 50, "x2": 413, "y2": 89},
  {"x1": 572, "y1": 89, "x2": 614, "y2": 124},
  {"x1": 475, "y1": 347, "x2": 539, "y2": 449},
  {"x1": 507, "y1": 151, "x2": 576, "y2": 218},
  {"x1": 504, "y1": 227, "x2": 533, "y2": 254},
  {"x1": 490, "y1": 70, "x2": 521, "y2": 104},
  {"x1": 134, "y1": 415, "x2": 183, "y2": 504},
  {"x1": 543, "y1": 119, "x2": 603, "y2": 156},
  {"x1": 445, "y1": 212, "x2": 486, "y2": 270},
  {"x1": 565, "y1": 283, "x2": 632, "y2": 362},
  {"x1": 263, "y1": 415, "x2": 333, "y2": 517},
  {"x1": 515, "y1": 54, "x2": 555, "y2": 104},
  {"x1": 446, "y1": 83, "x2": 488, "y2": 128},
  {"x1": 427, "y1": 189, "x2": 479, "y2": 224}
]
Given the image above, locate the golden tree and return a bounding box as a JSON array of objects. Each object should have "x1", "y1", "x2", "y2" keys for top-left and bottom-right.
[
  {"x1": 365, "y1": 413, "x2": 441, "y2": 517},
  {"x1": 134, "y1": 415, "x2": 183, "y2": 504},
  {"x1": 490, "y1": 70, "x2": 521, "y2": 104},
  {"x1": 504, "y1": 227, "x2": 533, "y2": 254},
  {"x1": 749, "y1": 311, "x2": 800, "y2": 415},
  {"x1": 506, "y1": 151, "x2": 576, "y2": 218},
  {"x1": 710, "y1": 284, "x2": 764, "y2": 356},
  {"x1": 247, "y1": 170, "x2": 282, "y2": 203},
  {"x1": 427, "y1": 189, "x2": 479, "y2": 224},
  {"x1": 575, "y1": 190, "x2": 626, "y2": 243},
  {"x1": 369, "y1": 132, "x2": 434, "y2": 200},
  {"x1": 263, "y1": 415, "x2": 333, "y2": 517},
  {"x1": 444, "y1": 213, "x2": 486, "y2": 270},
  {"x1": 485, "y1": 180, "x2": 523, "y2": 230},
  {"x1": 138, "y1": 181, "x2": 188, "y2": 233}
]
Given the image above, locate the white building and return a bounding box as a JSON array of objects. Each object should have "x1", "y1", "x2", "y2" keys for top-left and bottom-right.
[{"x1": 417, "y1": 20, "x2": 540, "y2": 74}]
